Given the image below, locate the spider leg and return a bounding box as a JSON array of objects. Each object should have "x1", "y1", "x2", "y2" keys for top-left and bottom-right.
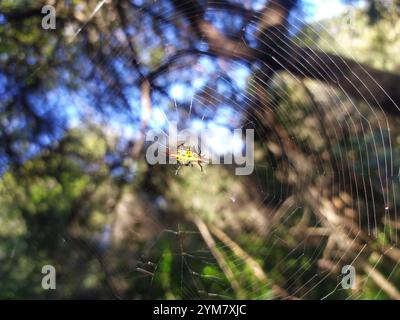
[{"x1": 198, "y1": 162, "x2": 203, "y2": 172}]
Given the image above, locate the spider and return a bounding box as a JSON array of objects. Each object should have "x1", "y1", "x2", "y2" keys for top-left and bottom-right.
[{"x1": 167, "y1": 143, "x2": 207, "y2": 175}]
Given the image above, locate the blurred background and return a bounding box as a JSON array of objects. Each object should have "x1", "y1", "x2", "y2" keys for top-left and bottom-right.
[{"x1": 0, "y1": 0, "x2": 400, "y2": 299}]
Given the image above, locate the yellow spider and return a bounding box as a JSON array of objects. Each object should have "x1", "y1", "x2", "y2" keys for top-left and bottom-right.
[{"x1": 167, "y1": 143, "x2": 207, "y2": 175}]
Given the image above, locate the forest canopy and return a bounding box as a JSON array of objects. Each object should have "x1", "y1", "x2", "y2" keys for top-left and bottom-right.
[{"x1": 0, "y1": 0, "x2": 400, "y2": 299}]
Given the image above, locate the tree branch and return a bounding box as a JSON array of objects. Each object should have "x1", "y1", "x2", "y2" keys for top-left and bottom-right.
[{"x1": 171, "y1": 0, "x2": 400, "y2": 116}]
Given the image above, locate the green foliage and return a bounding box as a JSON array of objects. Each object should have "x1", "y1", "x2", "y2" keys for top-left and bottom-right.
[{"x1": 1, "y1": 0, "x2": 399, "y2": 300}]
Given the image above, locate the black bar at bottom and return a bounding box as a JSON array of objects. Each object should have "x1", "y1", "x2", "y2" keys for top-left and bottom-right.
[{"x1": 0, "y1": 299, "x2": 395, "y2": 319}]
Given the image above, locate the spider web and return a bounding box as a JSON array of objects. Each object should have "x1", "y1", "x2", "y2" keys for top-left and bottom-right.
[{"x1": 118, "y1": 0, "x2": 400, "y2": 300}]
